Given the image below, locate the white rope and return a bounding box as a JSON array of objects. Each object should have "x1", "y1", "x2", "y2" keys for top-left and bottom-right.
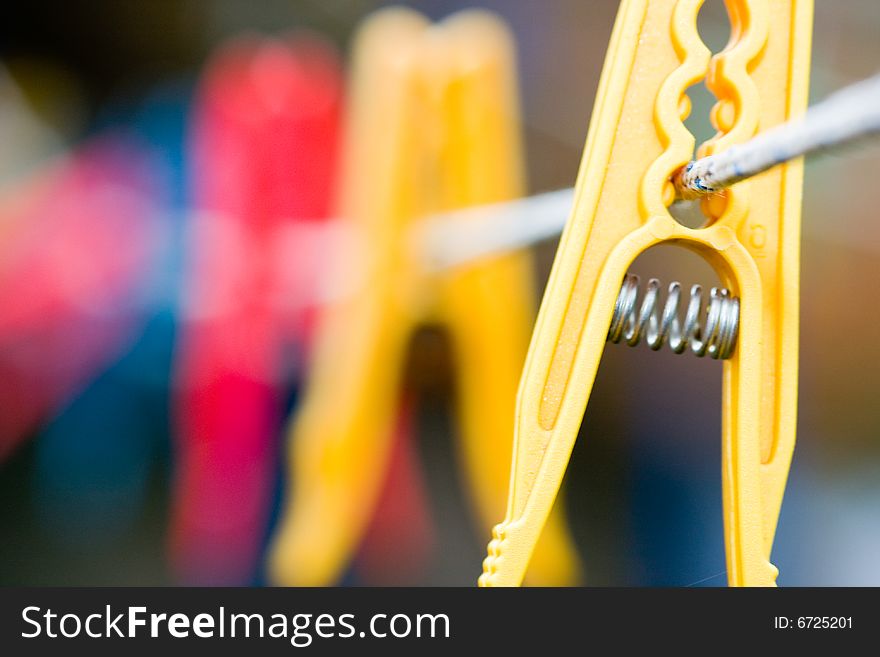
[
  {"x1": 414, "y1": 188, "x2": 574, "y2": 270},
  {"x1": 676, "y1": 72, "x2": 880, "y2": 198},
  {"x1": 422, "y1": 72, "x2": 880, "y2": 268}
]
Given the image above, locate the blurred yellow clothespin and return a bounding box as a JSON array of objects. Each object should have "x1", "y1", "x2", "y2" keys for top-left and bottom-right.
[
  {"x1": 269, "y1": 7, "x2": 580, "y2": 586},
  {"x1": 480, "y1": 0, "x2": 812, "y2": 587}
]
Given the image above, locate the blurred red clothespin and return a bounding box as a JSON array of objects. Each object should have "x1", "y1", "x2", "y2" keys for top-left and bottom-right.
[{"x1": 169, "y1": 35, "x2": 343, "y2": 585}]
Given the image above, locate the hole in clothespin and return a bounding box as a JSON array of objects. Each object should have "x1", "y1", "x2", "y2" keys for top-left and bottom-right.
[
  {"x1": 696, "y1": 0, "x2": 732, "y2": 55},
  {"x1": 680, "y1": 0, "x2": 732, "y2": 150},
  {"x1": 669, "y1": 197, "x2": 711, "y2": 229},
  {"x1": 669, "y1": 1, "x2": 733, "y2": 229},
  {"x1": 668, "y1": 181, "x2": 728, "y2": 229}
]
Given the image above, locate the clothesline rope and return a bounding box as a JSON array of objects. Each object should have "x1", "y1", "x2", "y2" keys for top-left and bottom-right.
[
  {"x1": 675, "y1": 72, "x2": 880, "y2": 198},
  {"x1": 421, "y1": 72, "x2": 880, "y2": 269}
]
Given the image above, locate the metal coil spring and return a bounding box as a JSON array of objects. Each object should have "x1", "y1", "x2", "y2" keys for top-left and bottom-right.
[{"x1": 607, "y1": 274, "x2": 740, "y2": 359}]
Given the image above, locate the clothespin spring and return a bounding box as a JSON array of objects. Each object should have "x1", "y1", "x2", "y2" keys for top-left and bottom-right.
[{"x1": 608, "y1": 273, "x2": 739, "y2": 359}]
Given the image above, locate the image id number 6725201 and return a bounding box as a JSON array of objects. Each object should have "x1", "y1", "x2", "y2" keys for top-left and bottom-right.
[{"x1": 774, "y1": 617, "x2": 853, "y2": 629}]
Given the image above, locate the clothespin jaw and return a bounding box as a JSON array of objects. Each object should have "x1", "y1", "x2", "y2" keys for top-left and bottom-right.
[
  {"x1": 268, "y1": 7, "x2": 433, "y2": 588},
  {"x1": 268, "y1": 8, "x2": 580, "y2": 586},
  {"x1": 480, "y1": 0, "x2": 812, "y2": 587},
  {"x1": 431, "y1": 11, "x2": 581, "y2": 587}
]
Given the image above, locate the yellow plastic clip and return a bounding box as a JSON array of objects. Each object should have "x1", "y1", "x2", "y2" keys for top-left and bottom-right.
[
  {"x1": 269, "y1": 7, "x2": 580, "y2": 586},
  {"x1": 480, "y1": 0, "x2": 812, "y2": 587}
]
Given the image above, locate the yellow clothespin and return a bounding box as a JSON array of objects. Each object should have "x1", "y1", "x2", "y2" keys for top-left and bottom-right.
[
  {"x1": 480, "y1": 0, "x2": 812, "y2": 587},
  {"x1": 269, "y1": 7, "x2": 580, "y2": 586}
]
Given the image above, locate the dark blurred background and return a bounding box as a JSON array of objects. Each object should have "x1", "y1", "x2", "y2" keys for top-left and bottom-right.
[{"x1": 1, "y1": 0, "x2": 878, "y2": 586}]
